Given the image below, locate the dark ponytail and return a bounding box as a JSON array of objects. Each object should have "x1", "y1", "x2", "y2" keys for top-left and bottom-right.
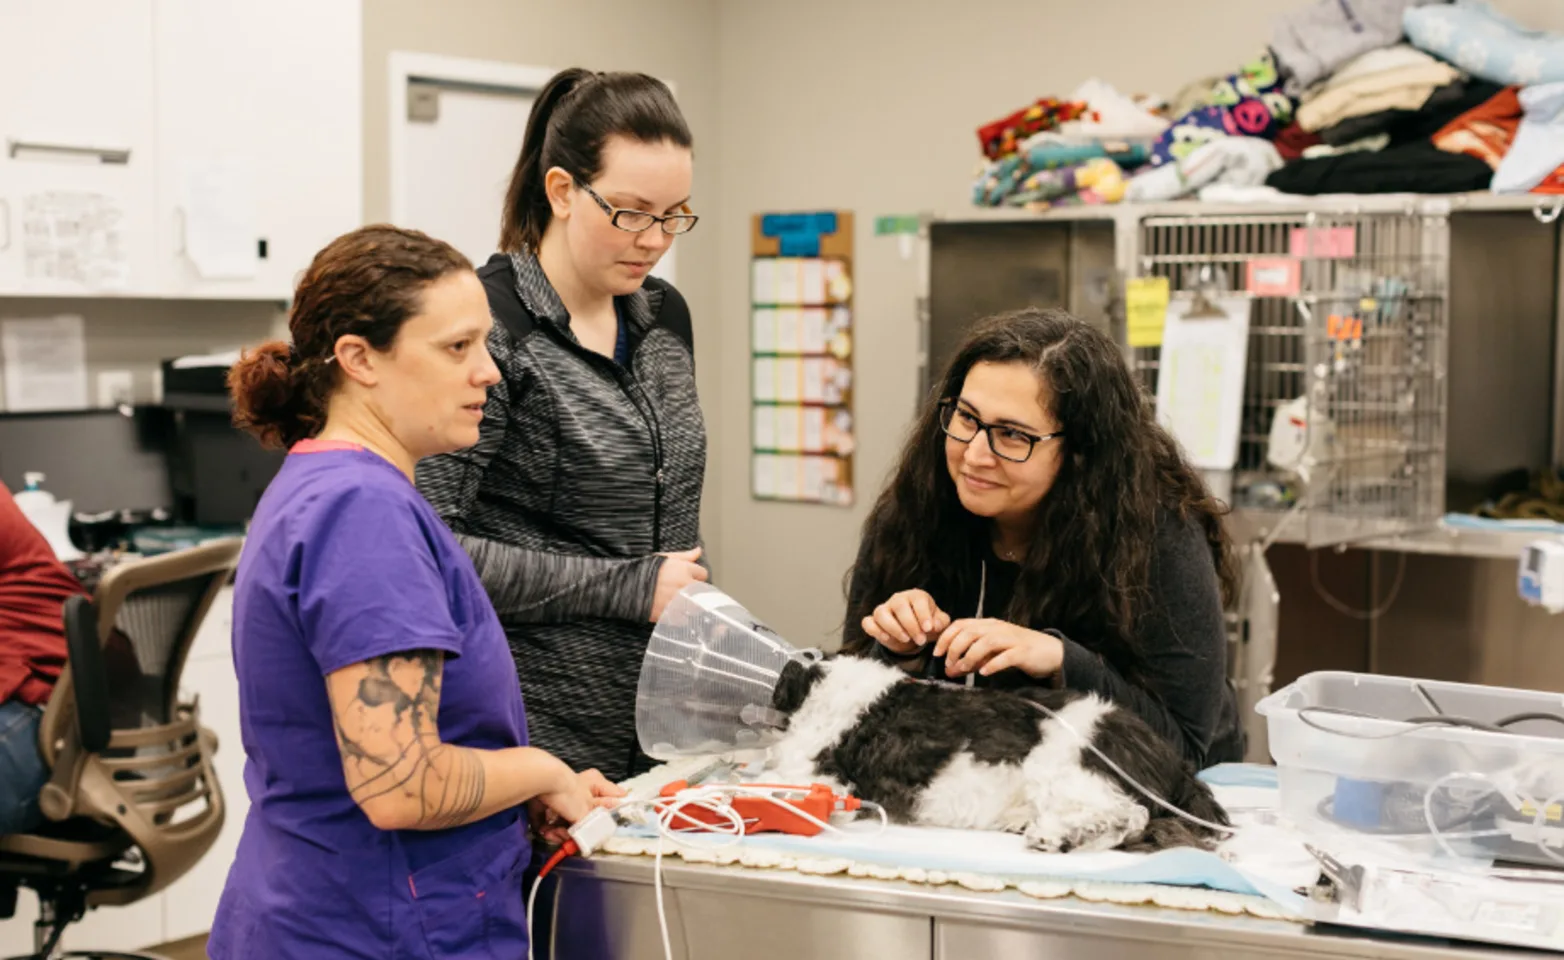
[
  {"x1": 500, "y1": 68, "x2": 692, "y2": 252},
  {"x1": 229, "y1": 224, "x2": 472, "y2": 449}
]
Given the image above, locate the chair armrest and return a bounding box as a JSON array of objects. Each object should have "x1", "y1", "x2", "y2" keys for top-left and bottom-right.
[{"x1": 62, "y1": 594, "x2": 110, "y2": 753}]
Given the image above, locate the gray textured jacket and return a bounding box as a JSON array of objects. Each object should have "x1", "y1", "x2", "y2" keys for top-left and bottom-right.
[{"x1": 415, "y1": 251, "x2": 706, "y2": 782}]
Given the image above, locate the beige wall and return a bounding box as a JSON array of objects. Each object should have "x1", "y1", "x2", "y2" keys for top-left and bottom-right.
[
  {"x1": 360, "y1": 0, "x2": 724, "y2": 547},
  {"x1": 359, "y1": 0, "x2": 1564, "y2": 660},
  {"x1": 712, "y1": 0, "x2": 1564, "y2": 652},
  {"x1": 712, "y1": 0, "x2": 1324, "y2": 647}
]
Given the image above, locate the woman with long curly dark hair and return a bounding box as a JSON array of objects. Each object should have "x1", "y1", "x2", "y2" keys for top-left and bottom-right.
[{"x1": 842, "y1": 307, "x2": 1243, "y2": 766}]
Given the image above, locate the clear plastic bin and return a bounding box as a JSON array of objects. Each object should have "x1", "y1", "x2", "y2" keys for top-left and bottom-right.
[{"x1": 1256, "y1": 672, "x2": 1564, "y2": 865}]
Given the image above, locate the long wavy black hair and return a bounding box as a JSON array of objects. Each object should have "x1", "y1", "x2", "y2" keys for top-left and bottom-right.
[{"x1": 841, "y1": 307, "x2": 1237, "y2": 684}]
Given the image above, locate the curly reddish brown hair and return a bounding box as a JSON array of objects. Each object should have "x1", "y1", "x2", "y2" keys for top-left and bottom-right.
[{"x1": 227, "y1": 224, "x2": 472, "y2": 449}]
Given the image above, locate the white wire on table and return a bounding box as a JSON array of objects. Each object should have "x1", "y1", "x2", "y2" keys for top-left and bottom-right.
[{"x1": 632, "y1": 785, "x2": 890, "y2": 960}]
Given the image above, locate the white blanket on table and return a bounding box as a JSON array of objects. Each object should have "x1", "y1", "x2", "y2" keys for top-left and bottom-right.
[{"x1": 608, "y1": 759, "x2": 1318, "y2": 920}]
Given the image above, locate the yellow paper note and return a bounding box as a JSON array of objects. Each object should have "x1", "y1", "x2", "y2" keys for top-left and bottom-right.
[{"x1": 1126, "y1": 276, "x2": 1171, "y2": 348}]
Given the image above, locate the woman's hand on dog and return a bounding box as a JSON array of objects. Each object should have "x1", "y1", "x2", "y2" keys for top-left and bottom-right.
[
  {"x1": 864, "y1": 589, "x2": 951, "y2": 653},
  {"x1": 934, "y1": 619, "x2": 1063, "y2": 679}
]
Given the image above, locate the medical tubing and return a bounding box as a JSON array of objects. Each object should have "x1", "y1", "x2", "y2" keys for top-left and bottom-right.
[
  {"x1": 1021, "y1": 700, "x2": 1238, "y2": 837},
  {"x1": 527, "y1": 843, "x2": 576, "y2": 960},
  {"x1": 1421, "y1": 771, "x2": 1511, "y2": 862},
  {"x1": 651, "y1": 787, "x2": 890, "y2": 960}
]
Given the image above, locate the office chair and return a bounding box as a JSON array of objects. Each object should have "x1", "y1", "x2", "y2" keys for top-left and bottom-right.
[{"x1": 0, "y1": 538, "x2": 243, "y2": 960}]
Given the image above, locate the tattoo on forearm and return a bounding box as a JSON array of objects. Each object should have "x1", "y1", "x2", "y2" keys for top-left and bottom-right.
[{"x1": 330, "y1": 651, "x2": 487, "y2": 829}]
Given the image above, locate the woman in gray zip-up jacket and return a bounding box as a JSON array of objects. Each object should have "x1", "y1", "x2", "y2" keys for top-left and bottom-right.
[{"x1": 416, "y1": 69, "x2": 706, "y2": 782}]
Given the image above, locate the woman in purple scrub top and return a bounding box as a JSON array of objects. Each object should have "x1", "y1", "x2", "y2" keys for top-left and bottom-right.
[{"x1": 207, "y1": 224, "x2": 620, "y2": 959}]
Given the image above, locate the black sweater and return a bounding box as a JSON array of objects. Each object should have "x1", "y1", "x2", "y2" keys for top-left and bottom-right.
[{"x1": 846, "y1": 512, "x2": 1243, "y2": 768}]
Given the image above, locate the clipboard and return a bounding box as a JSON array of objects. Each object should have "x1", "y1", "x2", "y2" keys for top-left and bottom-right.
[
  {"x1": 1182, "y1": 265, "x2": 1232, "y2": 320},
  {"x1": 1156, "y1": 278, "x2": 1252, "y2": 472}
]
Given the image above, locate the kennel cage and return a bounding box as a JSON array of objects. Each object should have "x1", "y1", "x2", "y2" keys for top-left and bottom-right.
[
  {"x1": 920, "y1": 197, "x2": 1563, "y2": 764},
  {"x1": 1133, "y1": 210, "x2": 1451, "y2": 549}
]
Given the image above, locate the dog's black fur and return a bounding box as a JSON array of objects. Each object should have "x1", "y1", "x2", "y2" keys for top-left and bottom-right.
[{"x1": 772, "y1": 659, "x2": 1230, "y2": 852}]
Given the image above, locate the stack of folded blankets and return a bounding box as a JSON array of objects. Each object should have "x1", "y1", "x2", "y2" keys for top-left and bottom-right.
[
  {"x1": 971, "y1": 80, "x2": 1168, "y2": 208},
  {"x1": 1175, "y1": 0, "x2": 1564, "y2": 198},
  {"x1": 1125, "y1": 51, "x2": 1294, "y2": 203},
  {"x1": 1266, "y1": 0, "x2": 1564, "y2": 196},
  {"x1": 971, "y1": 0, "x2": 1564, "y2": 207}
]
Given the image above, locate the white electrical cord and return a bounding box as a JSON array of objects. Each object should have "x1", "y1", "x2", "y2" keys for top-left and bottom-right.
[
  {"x1": 525, "y1": 874, "x2": 545, "y2": 960},
  {"x1": 1418, "y1": 770, "x2": 1564, "y2": 868},
  {"x1": 622, "y1": 785, "x2": 890, "y2": 960},
  {"x1": 653, "y1": 794, "x2": 746, "y2": 960}
]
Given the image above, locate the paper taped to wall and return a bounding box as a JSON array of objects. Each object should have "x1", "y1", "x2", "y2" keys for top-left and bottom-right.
[
  {"x1": 22, "y1": 192, "x2": 129, "y2": 291},
  {"x1": 181, "y1": 157, "x2": 259, "y2": 280},
  {"x1": 1, "y1": 315, "x2": 89, "y2": 412}
]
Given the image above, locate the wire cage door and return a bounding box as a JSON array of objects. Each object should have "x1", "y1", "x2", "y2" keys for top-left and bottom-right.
[{"x1": 1134, "y1": 210, "x2": 1450, "y2": 548}]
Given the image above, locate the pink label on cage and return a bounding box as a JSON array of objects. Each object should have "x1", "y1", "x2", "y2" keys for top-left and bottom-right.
[
  {"x1": 1289, "y1": 226, "x2": 1356, "y2": 259},
  {"x1": 1246, "y1": 258, "x2": 1301, "y2": 297}
]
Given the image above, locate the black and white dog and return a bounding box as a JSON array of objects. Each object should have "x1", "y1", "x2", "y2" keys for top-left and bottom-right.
[{"x1": 767, "y1": 655, "x2": 1229, "y2": 853}]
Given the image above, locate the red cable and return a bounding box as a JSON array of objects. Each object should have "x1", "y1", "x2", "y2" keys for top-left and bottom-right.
[{"x1": 536, "y1": 841, "x2": 577, "y2": 881}]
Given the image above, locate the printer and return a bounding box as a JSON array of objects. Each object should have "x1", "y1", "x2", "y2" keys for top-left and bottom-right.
[{"x1": 158, "y1": 351, "x2": 284, "y2": 526}]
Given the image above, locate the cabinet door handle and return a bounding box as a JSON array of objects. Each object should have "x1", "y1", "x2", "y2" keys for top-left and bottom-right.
[
  {"x1": 8, "y1": 139, "x2": 131, "y2": 165},
  {"x1": 0, "y1": 198, "x2": 10, "y2": 252}
]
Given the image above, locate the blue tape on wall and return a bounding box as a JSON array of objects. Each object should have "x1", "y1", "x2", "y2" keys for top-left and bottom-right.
[
  {"x1": 760, "y1": 212, "x2": 839, "y2": 237},
  {"x1": 761, "y1": 212, "x2": 840, "y2": 258},
  {"x1": 778, "y1": 234, "x2": 820, "y2": 257}
]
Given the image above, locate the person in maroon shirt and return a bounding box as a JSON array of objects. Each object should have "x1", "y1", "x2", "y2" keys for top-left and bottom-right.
[{"x1": 0, "y1": 480, "x2": 84, "y2": 834}]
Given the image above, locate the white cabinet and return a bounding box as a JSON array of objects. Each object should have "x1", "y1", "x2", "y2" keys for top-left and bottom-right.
[
  {"x1": 0, "y1": 0, "x2": 362, "y2": 300},
  {"x1": 0, "y1": 2, "x2": 159, "y2": 296},
  {"x1": 152, "y1": 0, "x2": 362, "y2": 299}
]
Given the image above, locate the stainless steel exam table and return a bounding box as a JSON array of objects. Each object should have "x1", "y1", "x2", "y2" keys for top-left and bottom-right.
[{"x1": 538, "y1": 855, "x2": 1529, "y2": 960}]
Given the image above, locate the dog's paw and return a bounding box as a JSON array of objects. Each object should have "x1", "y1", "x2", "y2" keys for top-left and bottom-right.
[
  {"x1": 1023, "y1": 817, "x2": 1069, "y2": 853},
  {"x1": 1025, "y1": 804, "x2": 1150, "y2": 854},
  {"x1": 1068, "y1": 805, "x2": 1151, "y2": 852}
]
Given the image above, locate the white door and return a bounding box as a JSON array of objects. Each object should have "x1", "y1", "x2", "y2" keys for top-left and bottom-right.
[
  {"x1": 392, "y1": 60, "x2": 676, "y2": 283},
  {"x1": 0, "y1": 1, "x2": 158, "y2": 296},
  {"x1": 399, "y1": 80, "x2": 536, "y2": 269},
  {"x1": 152, "y1": 0, "x2": 363, "y2": 299}
]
